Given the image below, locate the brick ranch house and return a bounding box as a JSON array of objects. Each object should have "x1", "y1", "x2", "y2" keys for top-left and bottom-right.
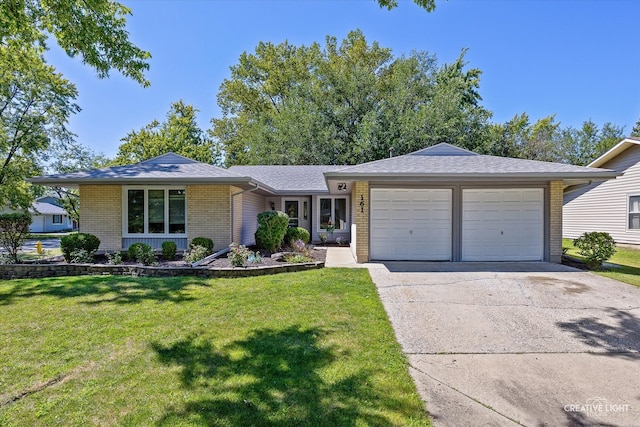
[{"x1": 30, "y1": 143, "x2": 617, "y2": 263}]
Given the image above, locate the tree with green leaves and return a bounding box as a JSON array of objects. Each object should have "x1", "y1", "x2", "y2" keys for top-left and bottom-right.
[
  {"x1": 1, "y1": 0, "x2": 151, "y2": 86},
  {"x1": 631, "y1": 118, "x2": 640, "y2": 138},
  {"x1": 483, "y1": 114, "x2": 562, "y2": 162},
  {"x1": 377, "y1": 0, "x2": 437, "y2": 11},
  {"x1": 113, "y1": 101, "x2": 217, "y2": 165},
  {"x1": 46, "y1": 141, "x2": 111, "y2": 227},
  {"x1": 0, "y1": 43, "x2": 79, "y2": 208},
  {"x1": 1, "y1": 0, "x2": 149, "y2": 209},
  {"x1": 212, "y1": 30, "x2": 490, "y2": 166},
  {"x1": 0, "y1": 212, "x2": 32, "y2": 263},
  {"x1": 560, "y1": 120, "x2": 624, "y2": 165}
]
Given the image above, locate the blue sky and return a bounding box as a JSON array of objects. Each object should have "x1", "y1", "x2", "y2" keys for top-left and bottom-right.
[{"x1": 46, "y1": 0, "x2": 640, "y2": 158}]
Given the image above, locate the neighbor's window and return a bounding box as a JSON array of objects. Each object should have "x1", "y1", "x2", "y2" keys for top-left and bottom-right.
[
  {"x1": 319, "y1": 197, "x2": 348, "y2": 230},
  {"x1": 52, "y1": 214, "x2": 63, "y2": 224},
  {"x1": 126, "y1": 188, "x2": 186, "y2": 235},
  {"x1": 629, "y1": 196, "x2": 640, "y2": 229}
]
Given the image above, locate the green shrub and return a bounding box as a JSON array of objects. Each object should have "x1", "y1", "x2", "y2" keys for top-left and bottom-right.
[
  {"x1": 184, "y1": 245, "x2": 209, "y2": 264},
  {"x1": 283, "y1": 253, "x2": 313, "y2": 264},
  {"x1": 70, "y1": 249, "x2": 95, "y2": 264},
  {"x1": 106, "y1": 251, "x2": 123, "y2": 265},
  {"x1": 189, "y1": 237, "x2": 214, "y2": 255},
  {"x1": 161, "y1": 241, "x2": 177, "y2": 260},
  {"x1": 0, "y1": 212, "x2": 32, "y2": 263},
  {"x1": 61, "y1": 232, "x2": 100, "y2": 263},
  {"x1": 128, "y1": 242, "x2": 156, "y2": 266},
  {"x1": 285, "y1": 227, "x2": 310, "y2": 245},
  {"x1": 255, "y1": 211, "x2": 289, "y2": 252},
  {"x1": 573, "y1": 231, "x2": 616, "y2": 269}
]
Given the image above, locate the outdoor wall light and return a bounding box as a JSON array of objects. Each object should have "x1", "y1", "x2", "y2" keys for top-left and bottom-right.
[
  {"x1": 270, "y1": 201, "x2": 275, "y2": 210},
  {"x1": 360, "y1": 195, "x2": 365, "y2": 213}
]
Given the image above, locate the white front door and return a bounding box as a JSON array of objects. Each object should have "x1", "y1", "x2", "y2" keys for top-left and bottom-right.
[
  {"x1": 370, "y1": 188, "x2": 452, "y2": 260},
  {"x1": 462, "y1": 189, "x2": 544, "y2": 261}
]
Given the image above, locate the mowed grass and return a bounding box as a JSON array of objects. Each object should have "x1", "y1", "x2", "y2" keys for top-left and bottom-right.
[
  {"x1": 0, "y1": 269, "x2": 430, "y2": 426},
  {"x1": 563, "y1": 238, "x2": 640, "y2": 287}
]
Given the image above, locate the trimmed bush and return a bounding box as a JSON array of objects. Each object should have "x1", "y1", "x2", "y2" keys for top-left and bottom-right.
[
  {"x1": 189, "y1": 237, "x2": 214, "y2": 255},
  {"x1": 61, "y1": 233, "x2": 100, "y2": 263},
  {"x1": 0, "y1": 212, "x2": 32, "y2": 263},
  {"x1": 128, "y1": 242, "x2": 156, "y2": 266},
  {"x1": 573, "y1": 231, "x2": 616, "y2": 269},
  {"x1": 285, "y1": 227, "x2": 310, "y2": 245},
  {"x1": 161, "y1": 241, "x2": 177, "y2": 260},
  {"x1": 255, "y1": 211, "x2": 289, "y2": 252}
]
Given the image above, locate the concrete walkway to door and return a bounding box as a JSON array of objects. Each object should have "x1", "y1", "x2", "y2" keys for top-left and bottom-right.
[{"x1": 333, "y1": 257, "x2": 640, "y2": 426}]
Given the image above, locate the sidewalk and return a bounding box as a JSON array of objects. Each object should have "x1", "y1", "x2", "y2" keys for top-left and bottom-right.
[{"x1": 325, "y1": 247, "x2": 360, "y2": 268}]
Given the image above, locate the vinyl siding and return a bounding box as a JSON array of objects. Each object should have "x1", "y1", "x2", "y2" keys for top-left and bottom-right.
[
  {"x1": 563, "y1": 144, "x2": 640, "y2": 244},
  {"x1": 240, "y1": 191, "x2": 264, "y2": 246},
  {"x1": 123, "y1": 237, "x2": 188, "y2": 250}
]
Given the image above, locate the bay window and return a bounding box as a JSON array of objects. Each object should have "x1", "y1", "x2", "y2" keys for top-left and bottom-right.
[
  {"x1": 319, "y1": 197, "x2": 348, "y2": 230},
  {"x1": 125, "y1": 188, "x2": 186, "y2": 236}
]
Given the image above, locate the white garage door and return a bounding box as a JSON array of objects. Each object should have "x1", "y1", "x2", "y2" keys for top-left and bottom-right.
[
  {"x1": 370, "y1": 189, "x2": 452, "y2": 260},
  {"x1": 462, "y1": 189, "x2": 544, "y2": 261}
]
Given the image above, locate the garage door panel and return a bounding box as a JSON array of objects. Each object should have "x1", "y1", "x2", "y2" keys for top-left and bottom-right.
[
  {"x1": 463, "y1": 189, "x2": 543, "y2": 262},
  {"x1": 370, "y1": 188, "x2": 452, "y2": 261}
]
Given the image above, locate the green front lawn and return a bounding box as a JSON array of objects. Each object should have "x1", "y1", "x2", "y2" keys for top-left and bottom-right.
[
  {"x1": 563, "y1": 238, "x2": 640, "y2": 287},
  {"x1": 0, "y1": 270, "x2": 430, "y2": 426}
]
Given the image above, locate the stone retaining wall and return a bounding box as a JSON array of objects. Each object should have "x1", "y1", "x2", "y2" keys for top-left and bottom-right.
[{"x1": 0, "y1": 262, "x2": 324, "y2": 280}]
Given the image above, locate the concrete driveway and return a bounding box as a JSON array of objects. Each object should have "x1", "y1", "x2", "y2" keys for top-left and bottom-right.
[{"x1": 366, "y1": 262, "x2": 640, "y2": 427}]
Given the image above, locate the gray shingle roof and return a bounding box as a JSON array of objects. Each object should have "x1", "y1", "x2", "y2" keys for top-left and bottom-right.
[
  {"x1": 326, "y1": 143, "x2": 619, "y2": 180},
  {"x1": 229, "y1": 165, "x2": 345, "y2": 193},
  {"x1": 30, "y1": 153, "x2": 264, "y2": 188},
  {"x1": 30, "y1": 202, "x2": 66, "y2": 215}
]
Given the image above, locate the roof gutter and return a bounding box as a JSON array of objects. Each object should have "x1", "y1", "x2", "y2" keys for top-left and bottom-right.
[{"x1": 324, "y1": 171, "x2": 622, "y2": 181}]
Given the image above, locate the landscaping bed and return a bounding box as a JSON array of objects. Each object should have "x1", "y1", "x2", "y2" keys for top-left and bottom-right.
[{"x1": 0, "y1": 247, "x2": 327, "y2": 279}]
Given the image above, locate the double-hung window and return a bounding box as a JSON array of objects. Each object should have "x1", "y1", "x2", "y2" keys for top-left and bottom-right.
[
  {"x1": 52, "y1": 214, "x2": 63, "y2": 224},
  {"x1": 125, "y1": 188, "x2": 186, "y2": 236},
  {"x1": 629, "y1": 196, "x2": 640, "y2": 230},
  {"x1": 319, "y1": 197, "x2": 348, "y2": 231}
]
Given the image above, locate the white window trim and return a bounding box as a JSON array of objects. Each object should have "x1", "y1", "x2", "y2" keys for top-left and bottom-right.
[
  {"x1": 627, "y1": 194, "x2": 640, "y2": 231},
  {"x1": 316, "y1": 196, "x2": 349, "y2": 232},
  {"x1": 52, "y1": 214, "x2": 63, "y2": 224},
  {"x1": 122, "y1": 186, "x2": 187, "y2": 238}
]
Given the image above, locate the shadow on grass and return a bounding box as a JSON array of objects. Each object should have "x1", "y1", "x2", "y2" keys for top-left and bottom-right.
[
  {"x1": 0, "y1": 275, "x2": 207, "y2": 305},
  {"x1": 556, "y1": 308, "x2": 640, "y2": 359},
  {"x1": 152, "y1": 326, "x2": 396, "y2": 426}
]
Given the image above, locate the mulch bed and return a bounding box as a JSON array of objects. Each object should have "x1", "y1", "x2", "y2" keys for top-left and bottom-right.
[
  {"x1": 30, "y1": 246, "x2": 328, "y2": 268},
  {"x1": 561, "y1": 254, "x2": 589, "y2": 270}
]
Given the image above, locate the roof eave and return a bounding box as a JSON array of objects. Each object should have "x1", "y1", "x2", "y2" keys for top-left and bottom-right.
[
  {"x1": 28, "y1": 176, "x2": 277, "y2": 193},
  {"x1": 588, "y1": 138, "x2": 640, "y2": 168},
  {"x1": 325, "y1": 172, "x2": 622, "y2": 181}
]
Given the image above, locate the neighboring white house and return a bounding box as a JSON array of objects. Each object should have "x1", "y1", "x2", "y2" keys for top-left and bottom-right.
[
  {"x1": 564, "y1": 137, "x2": 640, "y2": 244},
  {"x1": 23, "y1": 197, "x2": 75, "y2": 233}
]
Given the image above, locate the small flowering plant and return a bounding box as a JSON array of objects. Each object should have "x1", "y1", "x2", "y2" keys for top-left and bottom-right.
[
  {"x1": 228, "y1": 243, "x2": 251, "y2": 267},
  {"x1": 326, "y1": 219, "x2": 335, "y2": 236}
]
